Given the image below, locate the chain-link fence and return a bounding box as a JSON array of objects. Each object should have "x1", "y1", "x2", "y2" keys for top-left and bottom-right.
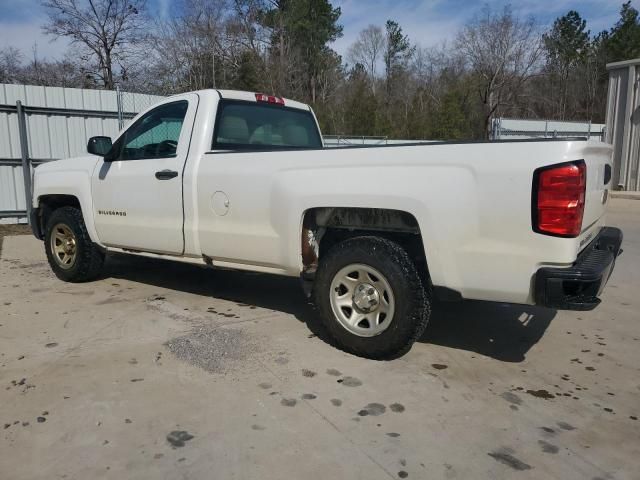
[
  {"x1": 115, "y1": 85, "x2": 165, "y2": 130},
  {"x1": 491, "y1": 117, "x2": 606, "y2": 141}
]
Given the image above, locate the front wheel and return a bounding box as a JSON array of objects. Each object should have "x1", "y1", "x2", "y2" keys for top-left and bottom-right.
[
  {"x1": 313, "y1": 236, "x2": 431, "y2": 359},
  {"x1": 44, "y1": 206, "x2": 105, "y2": 282}
]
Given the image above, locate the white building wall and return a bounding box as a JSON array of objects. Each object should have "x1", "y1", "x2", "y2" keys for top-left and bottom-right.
[
  {"x1": 0, "y1": 83, "x2": 164, "y2": 222},
  {"x1": 606, "y1": 59, "x2": 640, "y2": 191}
]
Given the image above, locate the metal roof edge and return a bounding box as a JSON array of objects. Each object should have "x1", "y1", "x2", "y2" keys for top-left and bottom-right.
[{"x1": 606, "y1": 58, "x2": 640, "y2": 70}]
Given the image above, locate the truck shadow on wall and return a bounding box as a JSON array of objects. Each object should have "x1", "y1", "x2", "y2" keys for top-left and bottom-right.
[{"x1": 104, "y1": 253, "x2": 554, "y2": 363}]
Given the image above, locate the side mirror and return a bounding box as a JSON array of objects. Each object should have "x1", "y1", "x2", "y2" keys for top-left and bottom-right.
[{"x1": 87, "y1": 136, "x2": 112, "y2": 157}]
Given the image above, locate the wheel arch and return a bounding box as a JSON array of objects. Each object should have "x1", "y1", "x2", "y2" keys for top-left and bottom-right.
[
  {"x1": 35, "y1": 193, "x2": 99, "y2": 244},
  {"x1": 300, "y1": 207, "x2": 431, "y2": 288}
]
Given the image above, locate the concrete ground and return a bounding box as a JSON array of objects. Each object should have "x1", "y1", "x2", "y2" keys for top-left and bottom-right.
[
  {"x1": 611, "y1": 191, "x2": 640, "y2": 200},
  {"x1": 1, "y1": 199, "x2": 638, "y2": 480}
]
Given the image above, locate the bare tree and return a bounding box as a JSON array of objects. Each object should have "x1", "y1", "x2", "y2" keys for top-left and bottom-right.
[
  {"x1": 0, "y1": 44, "x2": 95, "y2": 88},
  {"x1": 41, "y1": 0, "x2": 148, "y2": 89},
  {"x1": 0, "y1": 47, "x2": 23, "y2": 83},
  {"x1": 456, "y1": 5, "x2": 542, "y2": 137},
  {"x1": 149, "y1": 0, "x2": 229, "y2": 93},
  {"x1": 347, "y1": 24, "x2": 384, "y2": 93}
]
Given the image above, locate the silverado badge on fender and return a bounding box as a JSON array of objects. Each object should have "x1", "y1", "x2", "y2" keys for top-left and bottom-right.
[{"x1": 97, "y1": 210, "x2": 127, "y2": 216}]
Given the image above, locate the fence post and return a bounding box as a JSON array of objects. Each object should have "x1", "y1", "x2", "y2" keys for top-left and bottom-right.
[
  {"x1": 116, "y1": 84, "x2": 124, "y2": 130},
  {"x1": 493, "y1": 117, "x2": 502, "y2": 140},
  {"x1": 16, "y1": 101, "x2": 32, "y2": 224}
]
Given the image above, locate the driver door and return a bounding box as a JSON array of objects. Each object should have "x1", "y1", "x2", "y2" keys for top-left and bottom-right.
[{"x1": 91, "y1": 95, "x2": 198, "y2": 254}]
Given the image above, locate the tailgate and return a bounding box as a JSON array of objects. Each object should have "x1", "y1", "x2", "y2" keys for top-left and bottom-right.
[{"x1": 580, "y1": 141, "x2": 613, "y2": 247}]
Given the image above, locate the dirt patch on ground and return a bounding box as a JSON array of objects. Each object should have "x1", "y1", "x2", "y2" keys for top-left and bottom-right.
[
  {"x1": 0, "y1": 224, "x2": 31, "y2": 256},
  {"x1": 165, "y1": 324, "x2": 256, "y2": 374}
]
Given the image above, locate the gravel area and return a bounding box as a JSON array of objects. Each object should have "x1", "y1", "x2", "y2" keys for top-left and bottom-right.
[{"x1": 165, "y1": 325, "x2": 255, "y2": 373}]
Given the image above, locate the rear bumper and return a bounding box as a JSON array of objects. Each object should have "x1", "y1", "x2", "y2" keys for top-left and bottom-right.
[{"x1": 534, "y1": 227, "x2": 623, "y2": 310}]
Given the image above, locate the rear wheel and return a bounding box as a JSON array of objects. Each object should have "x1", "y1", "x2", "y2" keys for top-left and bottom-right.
[
  {"x1": 313, "y1": 236, "x2": 431, "y2": 359},
  {"x1": 44, "y1": 206, "x2": 104, "y2": 282}
]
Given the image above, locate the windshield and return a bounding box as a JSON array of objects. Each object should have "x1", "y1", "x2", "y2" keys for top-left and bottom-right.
[{"x1": 212, "y1": 101, "x2": 322, "y2": 150}]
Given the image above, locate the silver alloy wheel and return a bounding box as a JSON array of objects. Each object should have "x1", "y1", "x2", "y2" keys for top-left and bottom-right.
[
  {"x1": 50, "y1": 223, "x2": 77, "y2": 270},
  {"x1": 329, "y1": 263, "x2": 395, "y2": 337}
]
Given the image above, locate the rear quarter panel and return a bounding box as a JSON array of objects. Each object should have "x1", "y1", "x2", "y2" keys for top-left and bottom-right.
[
  {"x1": 578, "y1": 141, "x2": 613, "y2": 249},
  {"x1": 192, "y1": 139, "x2": 611, "y2": 305}
]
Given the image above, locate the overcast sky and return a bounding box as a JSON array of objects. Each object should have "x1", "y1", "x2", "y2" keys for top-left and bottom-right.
[{"x1": 0, "y1": 0, "x2": 637, "y2": 62}]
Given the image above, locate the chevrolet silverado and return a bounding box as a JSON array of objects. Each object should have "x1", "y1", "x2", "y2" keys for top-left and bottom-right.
[{"x1": 29, "y1": 89, "x2": 623, "y2": 358}]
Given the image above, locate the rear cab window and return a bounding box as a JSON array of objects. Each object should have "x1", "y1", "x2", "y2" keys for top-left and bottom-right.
[{"x1": 212, "y1": 100, "x2": 322, "y2": 150}]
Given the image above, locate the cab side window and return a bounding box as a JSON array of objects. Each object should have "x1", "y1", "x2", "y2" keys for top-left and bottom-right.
[{"x1": 114, "y1": 101, "x2": 188, "y2": 160}]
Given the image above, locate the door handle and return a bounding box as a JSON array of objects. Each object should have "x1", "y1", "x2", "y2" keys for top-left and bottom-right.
[{"x1": 155, "y1": 169, "x2": 178, "y2": 180}]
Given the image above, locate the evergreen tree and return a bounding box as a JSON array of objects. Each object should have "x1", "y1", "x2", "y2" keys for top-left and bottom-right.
[
  {"x1": 607, "y1": 1, "x2": 640, "y2": 61},
  {"x1": 262, "y1": 0, "x2": 342, "y2": 102},
  {"x1": 383, "y1": 20, "x2": 414, "y2": 92},
  {"x1": 344, "y1": 63, "x2": 378, "y2": 135},
  {"x1": 543, "y1": 11, "x2": 590, "y2": 118}
]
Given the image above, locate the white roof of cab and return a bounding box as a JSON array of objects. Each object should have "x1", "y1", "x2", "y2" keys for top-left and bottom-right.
[{"x1": 216, "y1": 89, "x2": 311, "y2": 111}]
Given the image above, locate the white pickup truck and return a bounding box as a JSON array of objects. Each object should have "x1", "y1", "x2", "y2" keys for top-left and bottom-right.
[{"x1": 30, "y1": 89, "x2": 623, "y2": 358}]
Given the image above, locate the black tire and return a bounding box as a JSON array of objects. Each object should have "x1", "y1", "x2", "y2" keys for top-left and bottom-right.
[
  {"x1": 313, "y1": 236, "x2": 431, "y2": 359},
  {"x1": 44, "y1": 206, "x2": 105, "y2": 282}
]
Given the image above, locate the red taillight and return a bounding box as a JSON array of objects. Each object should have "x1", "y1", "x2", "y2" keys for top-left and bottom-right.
[
  {"x1": 255, "y1": 93, "x2": 285, "y2": 105},
  {"x1": 533, "y1": 161, "x2": 586, "y2": 237}
]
